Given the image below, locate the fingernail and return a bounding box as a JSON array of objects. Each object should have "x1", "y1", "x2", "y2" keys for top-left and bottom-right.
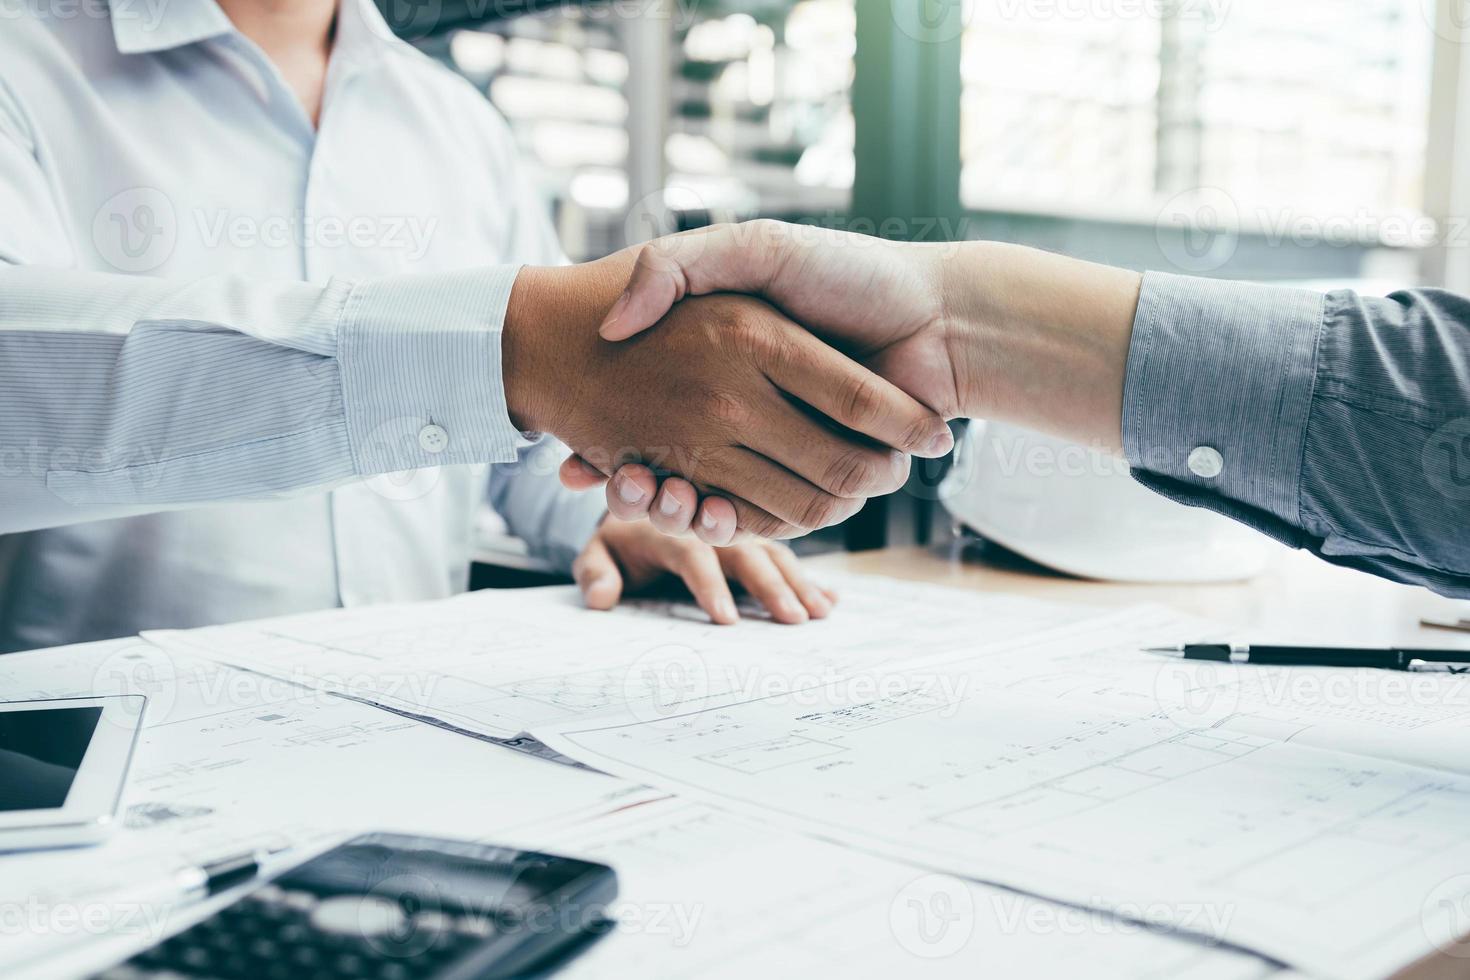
[
  {"x1": 927, "y1": 429, "x2": 954, "y2": 457},
  {"x1": 599, "y1": 291, "x2": 630, "y2": 338},
  {"x1": 781, "y1": 598, "x2": 809, "y2": 623},
  {"x1": 659, "y1": 493, "x2": 681, "y2": 517},
  {"x1": 718, "y1": 598, "x2": 738, "y2": 622},
  {"x1": 617, "y1": 475, "x2": 645, "y2": 505},
  {"x1": 700, "y1": 510, "x2": 719, "y2": 531}
]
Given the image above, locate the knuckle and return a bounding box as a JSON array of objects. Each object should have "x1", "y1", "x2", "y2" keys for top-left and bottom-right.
[
  {"x1": 822, "y1": 448, "x2": 880, "y2": 498},
  {"x1": 703, "y1": 388, "x2": 751, "y2": 431},
  {"x1": 797, "y1": 492, "x2": 846, "y2": 531},
  {"x1": 748, "y1": 218, "x2": 784, "y2": 248},
  {"x1": 902, "y1": 417, "x2": 936, "y2": 452},
  {"x1": 839, "y1": 374, "x2": 885, "y2": 430},
  {"x1": 741, "y1": 509, "x2": 788, "y2": 540}
]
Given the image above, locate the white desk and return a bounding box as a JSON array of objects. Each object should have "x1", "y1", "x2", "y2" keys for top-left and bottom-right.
[{"x1": 5, "y1": 543, "x2": 1469, "y2": 979}]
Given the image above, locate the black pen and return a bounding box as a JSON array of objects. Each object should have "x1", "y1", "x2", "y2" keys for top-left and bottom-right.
[{"x1": 1143, "y1": 644, "x2": 1470, "y2": 673}]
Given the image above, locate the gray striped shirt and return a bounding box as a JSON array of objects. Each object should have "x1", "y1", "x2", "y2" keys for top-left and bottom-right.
[{"x1": 1125, "y1": 272, "x2": 1470, "y2": 597}]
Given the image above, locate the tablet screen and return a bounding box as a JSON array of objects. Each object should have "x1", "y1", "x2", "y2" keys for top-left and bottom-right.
[{"x1": 0, "y1": 707, "x2": 104, "y2": 812}]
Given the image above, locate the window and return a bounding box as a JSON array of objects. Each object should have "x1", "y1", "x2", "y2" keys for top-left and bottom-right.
[
  {"x1": 960, "y1": 0, "x2": 1434, "y2": 234},
  {"x1": 668, "y1": 0, "x2": 856, "y2": 221}
]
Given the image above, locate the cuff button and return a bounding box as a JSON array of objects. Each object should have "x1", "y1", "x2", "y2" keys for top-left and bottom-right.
[
  {"x1": 1187, "y1": 445, "x2": 1224, "y2": 479},
  {"x1": 418, "y1": 424, "x2": 449, "y2": 454}
]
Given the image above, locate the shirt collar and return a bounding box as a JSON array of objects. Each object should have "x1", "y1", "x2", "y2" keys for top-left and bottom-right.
[
  {"x1": 332, "y1": 0, "x2": 399, "y2": 70},
  {"x1": 108, "y1": 0, "x2": 398, "y2": 62},
  {"x1": 108, "y1": 0, "x2": 234, "y2": 55}
]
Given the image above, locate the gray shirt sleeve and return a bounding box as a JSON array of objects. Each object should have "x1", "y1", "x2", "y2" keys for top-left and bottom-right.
[{"x1": 1123, "y1": 271, "x2": 1470, "y2": 597}]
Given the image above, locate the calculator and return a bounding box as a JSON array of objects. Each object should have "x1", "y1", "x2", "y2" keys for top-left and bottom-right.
[{"x1": 93, "y1": 832, "x2": 618, "y2": 980}]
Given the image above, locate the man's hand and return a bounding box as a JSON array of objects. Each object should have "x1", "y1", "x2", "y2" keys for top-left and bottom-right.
[
  {"x1": 504, "y1": 250, "x2": 953, "y2": 541},
  {"x1": 562, "y1": 223, "x2": 1141, "y2": 541},
  {"x1": 574, "y1": 517, "x2": 836, "y2": 625}
]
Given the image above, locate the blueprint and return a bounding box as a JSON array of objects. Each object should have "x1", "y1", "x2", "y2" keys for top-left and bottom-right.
[
  {"x1": 533, "y1": 609, "x2": 1470, "y2": 980},
  {"x1": 147, "y1": 574, "x2": 1098, "y2": 743},
  {"x1": 535, "y1": 798, "x2": 1279, "y2": 980}
]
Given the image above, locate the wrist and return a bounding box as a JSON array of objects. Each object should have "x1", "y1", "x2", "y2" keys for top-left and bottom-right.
[
  {"x1": 503, "y1": 252, "x2": 638, "y2": 434},
  {"x1": 940, "y1": 241, "x2": 1141, "y2": 451}
]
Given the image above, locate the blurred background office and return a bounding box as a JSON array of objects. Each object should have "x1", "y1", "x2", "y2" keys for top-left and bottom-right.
[{"x1": 390, "y1": 0, "x2": 1452, "y2": 567}]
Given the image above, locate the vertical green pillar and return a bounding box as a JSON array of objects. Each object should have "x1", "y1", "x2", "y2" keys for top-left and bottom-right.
[
  {"x1": 845, "y1": 0, "x2": 963, "y2": 550},
  {"x1": 852, "y1": 0, "x2": 963, "y2": 240}
]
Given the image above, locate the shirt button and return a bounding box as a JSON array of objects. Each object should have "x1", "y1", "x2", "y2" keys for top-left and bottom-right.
[
  {"x1": 418, "y1": 424, "x2": 449, "y2": 454},
  {"x1": 1187, "y1": 445, "x2": 1224, "y2": 479}
]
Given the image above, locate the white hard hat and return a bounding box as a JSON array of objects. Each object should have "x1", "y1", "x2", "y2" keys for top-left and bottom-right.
[{"x1": 939, "y1": 422, "x2": 1275, "y2": 583}]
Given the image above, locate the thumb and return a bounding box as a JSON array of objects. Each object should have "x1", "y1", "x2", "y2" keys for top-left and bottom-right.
[
  {"x1": 572, "y1": 533, "x2": 624, "y2": 611},
  {"x1": 559, "y1": 454, "x2": 609, "y2": 491},
  {"x1": 599, "y1": 222, "x2": 787, "y2": 341},
  {"x1": 599, "y1": 244, "x2": 690, "y2": 341}
]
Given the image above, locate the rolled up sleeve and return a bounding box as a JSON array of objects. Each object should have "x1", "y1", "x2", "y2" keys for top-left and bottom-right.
[{"x1": 1123, "y1": 272, "x2": 1470, "y2": 597}]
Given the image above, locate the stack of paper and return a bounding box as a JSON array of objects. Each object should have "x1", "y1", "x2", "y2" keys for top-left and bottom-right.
[{"x1": 140, "y1": 574, "x2": 1470, "y2": 979}]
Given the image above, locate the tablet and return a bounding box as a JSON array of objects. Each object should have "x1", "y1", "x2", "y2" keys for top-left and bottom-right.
[{"x1": 0, "y1": 696, "x2": 146, "y2": 851}]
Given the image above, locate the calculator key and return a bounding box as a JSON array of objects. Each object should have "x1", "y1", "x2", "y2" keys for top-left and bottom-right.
[
  {"x1": 311, "y1": 895, "x2": 408, "y2": 937},
  {"x1": 457, "y1": 915, "x2": 495, "y2": 938},
  {"x1": 334, "y1": 952, "x2": 369, "y2": 976},
  {"x1": 281, "y1": 890, "x2": 319, "y2": 911}
]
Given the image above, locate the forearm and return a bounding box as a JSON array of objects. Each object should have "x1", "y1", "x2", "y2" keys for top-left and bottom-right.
[
  {"x1": 487, "y1": 437, "x2": 608, "y2": 572},
  {"x1": 938, "y1": 242, "x2": 1141, "y2": 451},
  {"x1": 0, "y1": 264, "x2": 524, "y2": 533},
  {"x1": 942, "y1": 245, "x2": 1470, "y2": 595}
]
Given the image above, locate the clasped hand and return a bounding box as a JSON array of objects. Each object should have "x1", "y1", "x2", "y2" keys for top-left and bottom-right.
[{"x1": 504, "y1": 243, "x2": 954, "y2": 544}]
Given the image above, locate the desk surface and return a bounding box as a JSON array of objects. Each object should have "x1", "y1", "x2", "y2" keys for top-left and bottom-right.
[{"x1": 810, "y1": 542, "x2": 1470, "y2": 980}]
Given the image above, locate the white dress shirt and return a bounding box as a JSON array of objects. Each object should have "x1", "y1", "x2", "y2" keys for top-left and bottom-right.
[{"x1": 0, "y1": 0, "x2": 607, "y2": 650}]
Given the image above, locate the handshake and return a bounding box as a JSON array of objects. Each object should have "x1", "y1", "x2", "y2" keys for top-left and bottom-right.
[{"x1": 504, "y1": 220, "x2": 1142, "y2": 545}]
